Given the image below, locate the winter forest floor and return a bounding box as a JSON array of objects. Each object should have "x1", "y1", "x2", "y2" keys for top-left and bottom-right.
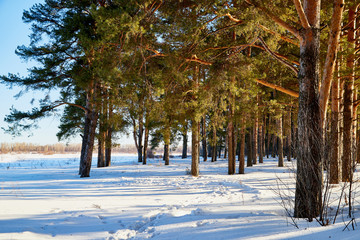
[{"x1": 0, "y1": 153, "x2": 359, "y2": 240}]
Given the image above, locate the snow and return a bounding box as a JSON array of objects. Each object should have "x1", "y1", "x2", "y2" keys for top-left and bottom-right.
[{"x1": 0, "y1": 153, "x2": 359, "y2": 239}]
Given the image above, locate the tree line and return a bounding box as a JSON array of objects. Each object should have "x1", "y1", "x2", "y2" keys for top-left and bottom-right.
[{"x1": 1, "y1": 0, "x2": 359, "y2": 221}]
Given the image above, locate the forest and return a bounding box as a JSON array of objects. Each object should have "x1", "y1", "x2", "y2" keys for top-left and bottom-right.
[{"x1": 1, "y1": 0, "x2": 359, "y2": 222}]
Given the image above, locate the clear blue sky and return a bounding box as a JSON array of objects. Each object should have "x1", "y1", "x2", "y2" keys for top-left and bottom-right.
[{"x1": 0, "y1": 0, "x2": 78, "y2": 145}]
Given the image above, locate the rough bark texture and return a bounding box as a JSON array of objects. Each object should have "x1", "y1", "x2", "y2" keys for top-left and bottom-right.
[
  {"x1": 294, "y1": 0, "x2": 322, "y2": 220},
  {"x1": 227, "y1": 118, "x2": 236, "y2": 175},
  {"x1": 277, "y1": 116, "x2": 284, "y2": 167},
  {"x1": 239, "y1": 123, "x2": 245, "y2": 174},
  {"x1": 164, "y1": 125, "x2": 170, "y2": 166},
  {"x1": 342, "y1": 6, "x2": 356, "y2": 182},
  {"x1": 259, "y1": 123, "x2": 264, "y2": 163},
  {"x1": 182, "y1": 132, "x2": 188, "y2": 159},
  {"x1": 211, "y1": 127, "x2": 217, "y2": 162},
  {"x1": 105, "y1": 103, "x2": 112, "y2": 167},
  {"x1": 164, "y1": 144, "x2": 170, "y2": 165},
  {"x1": 319, "y1": 0, "x2": 345, "y2": 125},
  {"x1": 191, "y1": 120, "x2": 200, "y2": 176},
  {"x1": 143, "y1": 125, "x2": 149, "y2": 165},
  {"x1": 252, "y1": 122, "x2": 258, "y2": 164},
  {"x1": 79, "y1": 87, "x2": 99, "y2": 178},
  {"x1": 97, "y1": 130, "x2": 106, "y2": 168},
  {"x1": 137, "y1": 115, "x2": 144, "y2": 163},
  {"x1": 201, "y1": 117, "x2": 207, "y2": 161},
  {"x1": 330, "y1": 61, "x2": 340, "y2": 184},
  {"x1": 247, "y1": 130, "x2": 253, "y2": 167}
]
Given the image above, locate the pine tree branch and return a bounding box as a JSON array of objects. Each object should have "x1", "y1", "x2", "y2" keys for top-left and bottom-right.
[
  {"x1": 256, "y1": 79, "x2": 299, "y2": 98},
  {"x1": 292, "y1": 0, "x2": 310, "y2": 29},
  {"x1": 257, "y1": 37, "x2": 299, "y2": 75},
  {"x1": 258, "y1": 24, "x2": 300, "y2": 46},
  {"x1": 245, "y1": 0, "x2": 302, "y2": 40}
]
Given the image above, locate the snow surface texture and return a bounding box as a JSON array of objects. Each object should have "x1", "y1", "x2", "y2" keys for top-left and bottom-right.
[{"x1": 0, "y1": 153, "x2": 359, "y2": 239}]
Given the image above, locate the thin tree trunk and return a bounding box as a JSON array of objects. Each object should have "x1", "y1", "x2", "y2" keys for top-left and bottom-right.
[
  {"x1": 201, "y1": 117, "x2": 207, "y2": 161},
  {"x1": 259, "y1": 121, "x2": 264, "y2": 163},
  {"x1": 330, "y1": 60, "x2": 340, "y2": 184},
  {"x1": 342, "y1": 5, "x2": 356, "y2": 182},
  {"x1": 252, "y1": 121, "x2": 258, "y2": 164},
  {"x1": 247, "y1": 130, "x2": 253, "y2": 167},
  {"x1": 286, "y1": 111, "x2": 292, "y2": 161},
  {"x1": 164, "y1": 125, "x2": 170, "y2": 166},
  {"x1": 211, "y1": 127, "x2": 217, "y2": 162},
  {"x1": 143, "y1": 125, "x2": 149, "y2": 165},
  {"x1": 182, "y1": 131, "x2": 188, "y2": 159},
  {"x1": 137, "y1": 115, "x2": 143, "y2": 163},
  {"x1": 239, "y1": 120, "x2": 245, "y2": 174},
  {"x1": 277, "y1": 115, "x2": 284, "y2": 167},
  {"x1": 191, "y1": 120, "x2": 200, "y2": 176},
  {"x1": 228, "y1": 114, "x2": 236, "y2": 175}
]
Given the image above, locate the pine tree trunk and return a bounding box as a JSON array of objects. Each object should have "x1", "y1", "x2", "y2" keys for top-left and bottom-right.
[
  {"x1": 330, "y1": 61, "x2": 340, "y2": 184},
  {"x1": 97, "y1": 95, "x2": 106, "y2": 168},
  {"x1": 271, "y1": 134, "x2": 276, "y2": 158},
  {"x1": 164, "y1": 143, "x2": 169, "y2": 165},
  {"x1": 97, "y1": 131, "x2": 106, "y2": 168},
  {"x1": 286, "y1": 112, "x2": 292, "y2": 161},
  {"x1": 164, "y1": 125, "x2": 170, "y2": 165},
  {"x1": 79, "y1": 87, "x2": 98, "y2": 178},
  {"x1": 294, "y1": 0, "x2": 322, "y2": 220},
  {"x1": 224, "y1": 134, "x2": 228, "y2": 159},
  {"x1": 252, "y1": 122, "x2": 258, "y2": 164},
  {"x1": 247, "y1": 130, "x2": 253, "y2": 167},
  {"x1": 342, "y1": 6, "x2": 356, "y2": 182},
  {"x1": 259, "y1": 122, "x2": 264, "y2": 164},
  {"x1": 228, "y1": 116, "x2": 236, "y2": 175},
  {"x1": 277, "y1": 115, "x2": 284, "y2": 167},
  {"x1": 191, "y1": 120, "x2": 200, "y2": 176},
  {"x1": 239, "y1": 121, "x2": 245, "y2": 174},
  {"x1": 182, "y1": 132, "x2": 188, "y2": 159},
  {"x1": 137, "y1": 115, "x2": 143, "y2": 163},
  {"x1": 201, "y1": 117, "x2": 207, "y2": 161},
  {"x1": 211, "y1": 127, "x2": 217, "y2": 162},
  {"x1": 143, "y1": 125, "x2": 149, "y2": 165}
]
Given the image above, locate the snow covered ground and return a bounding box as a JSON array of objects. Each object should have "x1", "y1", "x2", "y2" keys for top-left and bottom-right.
[{"x1": 0, "y1": 153, "x2": 359, "y2": 239}]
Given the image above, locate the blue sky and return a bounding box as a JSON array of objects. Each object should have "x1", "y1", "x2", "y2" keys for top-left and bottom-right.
[
  {"x1": 0, "y1": 0, "x2": 78, "y2": 144},
  {"x1": 0, "y1": 1, "x2": 132, "y2": 146}
]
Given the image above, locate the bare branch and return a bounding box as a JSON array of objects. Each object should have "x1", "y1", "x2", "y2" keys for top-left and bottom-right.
[{"x1": 257, "y1": 37, "x2": 299, "y2": 75}]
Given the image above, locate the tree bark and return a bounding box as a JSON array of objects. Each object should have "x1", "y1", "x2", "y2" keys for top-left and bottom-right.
[
  {"x1": 79, "y1": 85, "x2": 99, "y2": 178},
  {"x1": 228, "y1": 115, "x2": 236, "y2": 175},
  {"x1": 191, "y1": 120, "x2": 200, "y2": 176},
  {"x1": 259, "y1": 121, "x2": 264, "y2": 163},
  {"x1": 182, "y1": 131, "x2": 188, "y2": 159},
  {"x1": 211, "y1": 127, "x2": 217, "y2": 162},
  {"x1": 239, "y1": 120, "x2": 245, "y2": 174},
  {"x1": 252, "y1": 121, "x2": 258, "y2": 164},
  {"x1": 277, "y1": 115, "x2": 284, "y2": 167},
  {"x1": 294, "y1": 0, "x2": 322, "y2": 220},
  {"x1": 164, "y1": 125, "x2": 170, "y2": 166},
  {"x1": 330, "y1": 62, "x2": 340, "y2": 184},
  {"x1": 342, "y1": 5, "x2": 356, "y2": 182},
  {"x1": 137, "y1": 115, "x2": 144, "y2": 163},
  {"x1": 286, "y1": 112, "x2": 292, "y2": 161},
  {"x1": 201, "y1": 117, "x2": 207, "y2": 161},
  {"x1": 247, "y1": 130, "x2": 253, "y2": 167},
  {"x1": 143, "y1": 125, "x2": 149, "y2": 165}
]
